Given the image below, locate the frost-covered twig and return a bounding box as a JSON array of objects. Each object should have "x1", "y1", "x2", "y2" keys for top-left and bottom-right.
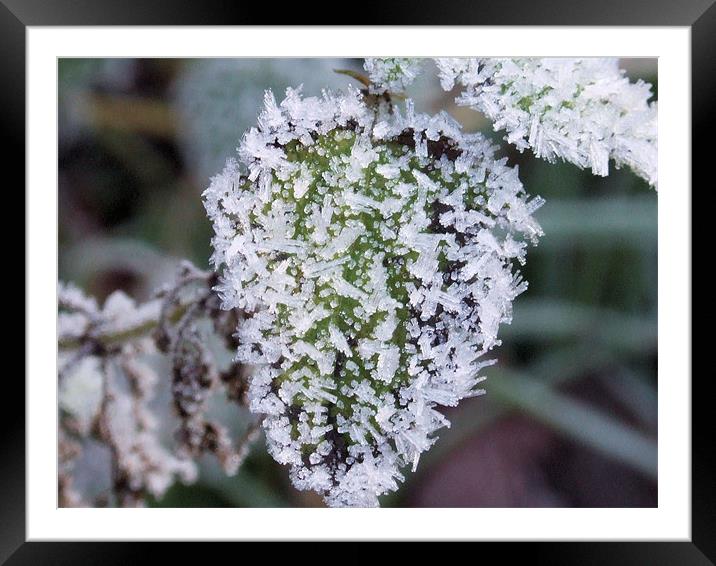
[
  {"x1": 233, "y1": 418, "x2": 263, "y2": 470},
  {"x1": 435, "y1": 58, "x2": 658, "y2": 187},
  {"x1": 58, "y1": 267, "x2": 208, "y2": 351},
  {"x1": 58, "y1": 262, "x2": 258, "y2": 506},
  {"x1": 58, "y1": 416, "x2": 86, "y2": 507}
]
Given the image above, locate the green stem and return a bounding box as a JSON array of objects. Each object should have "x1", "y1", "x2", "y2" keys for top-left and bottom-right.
[{"x1": 58, "y1": 301, "x2": 190, "y2": 351}]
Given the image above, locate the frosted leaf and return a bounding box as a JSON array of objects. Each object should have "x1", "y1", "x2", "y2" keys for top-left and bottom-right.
[
  {"x1": 364, "y1": 58, "x2": 423, "y2": 94},
  {"x1": 58, "y1": 281, "x2": 99, "y2": 316},
  {"x1": 436, "y1": 58, "x2": 658, "y2": 187},
  {"x1": 59, "y1": 355, "x2": 104, "y2": 434},
  {"x1": 105, "y1": 381, "x2": 198, "y2": 498},
  {"x1": 204, "y1": 86, "x2": 542, "y2": 507},
  {"x1": 104, "y1": 354, "x2": 198, "y2": 500}
]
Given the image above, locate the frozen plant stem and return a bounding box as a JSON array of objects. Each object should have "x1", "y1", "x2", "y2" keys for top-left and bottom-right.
[
  {"x1": 434, "y1": 58, "x2": 658, "y2": 186},
  {"x1": 58, "y1": 262, "x2": 259, "y2": 507},
  {"x1": 58, "y1": 264, "x2": 212, "y2": 352}
]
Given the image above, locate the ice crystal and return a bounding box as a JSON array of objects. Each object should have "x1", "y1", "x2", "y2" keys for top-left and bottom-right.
[
  {"x1": 364, "y1": 58, "x2": 423, "y2": 94},
  {"x1": 436, "y1": 58, "x2": 658, "y2": 187},
  {"x1": 204, "y1": 86, "x2": 542, "y2": 507}
]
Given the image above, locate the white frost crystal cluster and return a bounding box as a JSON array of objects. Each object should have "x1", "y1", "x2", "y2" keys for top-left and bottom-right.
[
  {"x1": 364, "y1": 58, "x2": 423, "y2": 94},
  {"x1": 59, "y1": 355, "x2": 104, "y2": 434},
  {"x1": 204, "y1": 85, "x2": 542, "y2": 507},
  {"x1": 435, "y1": 58, "x2": 658, "y2": 187},
  {"x1": 58, "y1": 285, "x2": 198, "y2": 502}
]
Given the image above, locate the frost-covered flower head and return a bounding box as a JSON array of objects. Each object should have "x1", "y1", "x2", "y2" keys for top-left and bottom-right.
[
  {"x1": 435, "y1": 58, "x2": 658, "y2": 187},
  {"x1": 204, "y1": 85, "x2": 542, "y2": 506}
]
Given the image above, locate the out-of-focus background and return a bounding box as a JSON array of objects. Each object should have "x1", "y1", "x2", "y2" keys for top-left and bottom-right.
[{"x1": 58, "y1": 58, "x2": 658, "y2": 507}]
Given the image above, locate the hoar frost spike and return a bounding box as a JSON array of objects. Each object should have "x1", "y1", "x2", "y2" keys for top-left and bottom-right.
[{"x1": 204, "y1": 85, "x2": 543, "y2": 507}]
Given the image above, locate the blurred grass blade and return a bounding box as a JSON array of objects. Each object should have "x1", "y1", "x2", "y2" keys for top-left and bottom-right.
[
  {"x1": 600, "y1": 370, "x2": 658, "y2": 428},
  {"x1": 490, "y1": 370, "x2": 657, "y2": 480},
  {"x1": 504, "y1": 299, "x2": 657, "y2": 354},
  {"x1": 536, "y1": 196, "x2": 657, "y2": 249},
  {"x1": 201, "y1": 465, "x2": 288, "y2": 508}
]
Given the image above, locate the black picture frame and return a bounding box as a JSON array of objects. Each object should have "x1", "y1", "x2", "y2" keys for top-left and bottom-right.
[{"x1": 9, "y1": 0, "x2": 708, "y2": 562}]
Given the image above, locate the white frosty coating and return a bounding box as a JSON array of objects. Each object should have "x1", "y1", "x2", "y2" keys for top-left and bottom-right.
[
  {"x1": 435, "y1": 58, "x2": 658, "y2": 187},
  {"x1": 104, "y1": 356, "x2": 198, "y2": 498},
  {"x1": 58, "y1": 288, "x2": 199, "y2": 500},
  {"x1": 59, "y1": 355, "x2": 104, "y2": 434},
  {"x1": 204, "y1": 86, "x2": 542, "y2": 507},
  {"x1": 58, "y1": 281, "x2": 99, "y2": 317},
  {"x1": 364, "y1": 58, "x2": 423, "y2": 94},
  {"x1": 58, "y1": 285, "x2": 162, "y2": 345}
]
